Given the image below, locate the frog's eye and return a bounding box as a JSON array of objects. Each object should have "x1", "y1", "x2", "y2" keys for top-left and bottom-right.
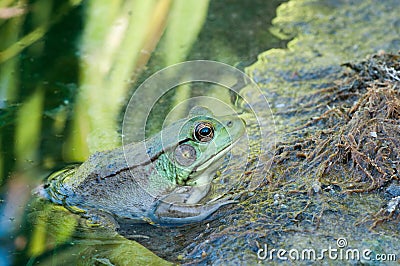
[
  {"x1": 174, "y1": 144, "x2": 197, "y2": 166},
  {"x1": 194, "y1": 122, "x2": 214, "y2": 142}
]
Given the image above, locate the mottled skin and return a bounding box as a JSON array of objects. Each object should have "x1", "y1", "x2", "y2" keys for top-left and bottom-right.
[{"x1": 39, "y1": 107, "x2": 245, "y2": 226}]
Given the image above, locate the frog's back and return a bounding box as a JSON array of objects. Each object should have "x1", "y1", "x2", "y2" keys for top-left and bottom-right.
[
  {"x1": 66, "y1": 142, "x2": 149, "y2": 187},
  {"x1": 43, "y1": 141, "x2": 174, "y2": 220}
]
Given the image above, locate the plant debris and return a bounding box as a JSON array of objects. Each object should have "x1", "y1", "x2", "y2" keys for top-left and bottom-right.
[{"x1": 273, "y1": 52, "x2": 400, "y2": 226}]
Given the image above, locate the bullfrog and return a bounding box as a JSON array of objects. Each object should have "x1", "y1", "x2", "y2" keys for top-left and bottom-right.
[{"x1": 37, "y1": 106, "x2": 245, "y2": 226}]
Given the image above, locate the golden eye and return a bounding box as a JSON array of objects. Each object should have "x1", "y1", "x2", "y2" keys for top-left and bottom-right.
[{"x1": 194, "y1": 122, "x2": 214, "y2": 142}]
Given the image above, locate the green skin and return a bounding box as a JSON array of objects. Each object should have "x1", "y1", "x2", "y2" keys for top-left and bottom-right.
[{"x1": 38, "y1": 106, "x2": 245, "y2": 226}]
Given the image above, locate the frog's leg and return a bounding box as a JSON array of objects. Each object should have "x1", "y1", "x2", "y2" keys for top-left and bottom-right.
[{"x1": 150, "y1": 196, "x2": 237, "y2": 225}]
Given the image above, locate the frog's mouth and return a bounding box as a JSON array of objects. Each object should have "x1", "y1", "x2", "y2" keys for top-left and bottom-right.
[{"x1": 188, "y1": 137, "x2": 242, "y2": 184}]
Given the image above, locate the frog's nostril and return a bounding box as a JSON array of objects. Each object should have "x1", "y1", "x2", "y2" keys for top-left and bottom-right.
[{"x1": 226, "y1": 121, "x2": 233, "y2": 127}]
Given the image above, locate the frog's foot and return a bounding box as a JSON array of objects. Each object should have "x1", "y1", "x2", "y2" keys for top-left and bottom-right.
[{"x1": 150, "y1": 198, "x2": 238, "y2": 226}]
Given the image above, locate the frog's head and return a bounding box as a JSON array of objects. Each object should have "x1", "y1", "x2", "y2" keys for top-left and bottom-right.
[{"x1": 161, "y1": 106, "x2": 245, "y2": 187}]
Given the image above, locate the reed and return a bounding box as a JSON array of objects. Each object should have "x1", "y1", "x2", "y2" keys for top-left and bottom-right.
[{"x1": 66, "y1": 0, "x2": 211, "y2": 161}]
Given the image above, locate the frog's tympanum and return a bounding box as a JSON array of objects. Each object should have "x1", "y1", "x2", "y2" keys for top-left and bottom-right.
[{"x1": 37, "y1": 106, "x2": 245, "y2": 226}]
